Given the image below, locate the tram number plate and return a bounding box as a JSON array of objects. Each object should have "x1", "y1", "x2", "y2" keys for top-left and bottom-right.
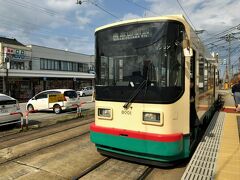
[{"x1": 121, "y1": 110, "x2": 131, "y2": 115}]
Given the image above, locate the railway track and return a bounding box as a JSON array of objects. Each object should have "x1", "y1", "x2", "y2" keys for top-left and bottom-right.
[
  {"x1": 137, "y1": 167, "x2": 154, "y2": 180},
  {"x1": 0, "y1": 122, "x2": 186, "y2": 179},
  {"x1": 0, "y1": 131, "x2": 90, "y2": 166},
  {"x1": 74, "y1": 157, "x2": 111, "y2": 179},
  {"x1": 0, "y1": 110, "x2": 94, "y2": 139},
  {"x1": 0, "y1": 118, "x2": 94, "y2": 147},
  {"x1": 74, "y1": 156, "x2": 156, "y2": 180},
  {"x1": 0, "y1": 119, "x2": 93, "y2": 166}
]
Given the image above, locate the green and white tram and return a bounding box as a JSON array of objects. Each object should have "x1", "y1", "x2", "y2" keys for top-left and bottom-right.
[{"x1": 90, "y1": 15, "x2": 219, "y2": 166}]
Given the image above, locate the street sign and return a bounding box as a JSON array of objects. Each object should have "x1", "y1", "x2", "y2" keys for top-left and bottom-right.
[{"x1": 48, "y1": 94, "x2": 65, "y2": 103}]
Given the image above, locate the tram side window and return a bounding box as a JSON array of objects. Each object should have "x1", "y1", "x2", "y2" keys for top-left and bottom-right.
[
  {"x1": 204, "y1": 61, "x2": 208, "y2": 91},
  {"x1": 100, "y1": 56, "x2": 109, "y2": 85},
  {"x1": 199, "y1": 58, "x2": 204, "y2": 93}
]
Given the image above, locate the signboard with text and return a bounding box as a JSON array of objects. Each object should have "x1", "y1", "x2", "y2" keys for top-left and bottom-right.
[{"x1": 48, "y1": 94, "x2": 65, "y2": 103}]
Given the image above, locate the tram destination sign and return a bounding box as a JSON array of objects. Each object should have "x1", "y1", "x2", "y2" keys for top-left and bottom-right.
[{"x1": 112, "y1": 27, "x2": 152, "y2": 41}]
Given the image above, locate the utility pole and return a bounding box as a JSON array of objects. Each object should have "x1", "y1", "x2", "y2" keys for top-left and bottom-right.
[
  {"x1": 220, "y1": 33, "x2": 234, "y2": 86},
  {"x1": 238, "y1": 57, "x2": 240, "y2": 74},
  {"x1": 225, "y1": 34, "x2": 232, "y2": 80}
]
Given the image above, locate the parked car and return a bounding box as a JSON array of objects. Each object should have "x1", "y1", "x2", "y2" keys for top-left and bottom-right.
[
  {"x1": 26, "y1": 89, "x2": 80, "y2": 114},
  {"x1": 0, "y1": 93, "x2": 21, "y2": 125},
  {"x1": 77, "y1": 86, "x2": 94, "y2": 97}
]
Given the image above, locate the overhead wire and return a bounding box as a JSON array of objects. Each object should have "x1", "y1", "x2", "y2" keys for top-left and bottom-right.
[
  {"x1": 0, "y1": 17, "x2": 93, "y2": 42},
  {"x1": 203, "y1": 24, "x2": 240, "y2": 42},
  {"x1": 4, "y1": 0, "x2": 97, "y2": 29},
  {"x1": 176, "y1": 0, "x2": 196, "y2": 30},
  {"x1": 87, "y1": 0, "x2": 121, "y2": 21},
  {"x1": 123, "y1": 0, "x2": 158, "y2": 16},
  {"x1": 1, "y1": 20, "x2": 94, "y2": 43}
]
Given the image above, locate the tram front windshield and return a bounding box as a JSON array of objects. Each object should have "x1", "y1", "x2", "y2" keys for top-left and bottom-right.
[{"x1": 95, "y1": 21, "x2": 185, "y2": 104}]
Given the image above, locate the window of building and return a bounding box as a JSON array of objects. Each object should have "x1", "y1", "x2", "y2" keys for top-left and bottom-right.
[
  {"x1": 73, "y1": 62, "x2": 77, "y2": 72},
  {"x1": 68, "y1": 62, "x2": 73, "y2": 71},
  {"x1": 55, "y1": 61, "x2": 60, "y2": 70},
  {"x1": 78, "y1": 63, "x2": 83, "y2": 72},
  {"x1": 61, "y1": 61, "x2": 68, "y2": 71},
  {"x1": 40, "y1": 58, "x2": 90, "y2": 72}
]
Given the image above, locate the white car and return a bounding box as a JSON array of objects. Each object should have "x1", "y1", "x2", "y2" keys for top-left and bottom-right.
[
  {"x1": 26, "y1": 89, "x2": 80, "y2": 114},
  {"x1": 77, "y1": 86, "x2": 94, "y2": 97},
  {"x1": 0, "y1": 93, "x2": 21, "y2": 125}
]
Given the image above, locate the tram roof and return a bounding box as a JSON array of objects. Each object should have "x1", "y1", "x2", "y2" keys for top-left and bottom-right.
[
  {"x1": 95, "y1": 15, "x2": 215, "y2": 65},
  {"x1": 95, "y1": 14, "x2": 191, "y2": 32},
  {"x1": 95, "y1": 15, "x2": 202, "y2": 51}
]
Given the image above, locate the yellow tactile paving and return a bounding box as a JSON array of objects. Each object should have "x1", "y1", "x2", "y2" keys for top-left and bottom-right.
[{"x1": 215, "y1": 113, "x2": 240, "y2": 179}]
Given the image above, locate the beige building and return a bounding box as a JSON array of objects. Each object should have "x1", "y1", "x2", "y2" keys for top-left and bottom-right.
[{"x1": 0, "y1": 37, "x2": 94, "y2": 101}]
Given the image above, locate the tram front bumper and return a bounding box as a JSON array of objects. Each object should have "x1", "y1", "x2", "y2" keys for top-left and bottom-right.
[{"x1": 90, "y1": 123, "x2": 189, "y2": 162}]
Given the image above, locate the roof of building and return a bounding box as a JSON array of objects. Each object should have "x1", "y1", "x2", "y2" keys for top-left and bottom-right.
[{"x1": 0, "y1": 36, "x2": 25, "y2": 46}]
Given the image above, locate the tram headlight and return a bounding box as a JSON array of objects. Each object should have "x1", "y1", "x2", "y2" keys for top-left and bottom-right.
[
  {"x1": 98, "y1": 108, "x2": 112, "y2": 119},
  {"x1": 143, "y1": 112, "x2": 160, "y2": 123}
]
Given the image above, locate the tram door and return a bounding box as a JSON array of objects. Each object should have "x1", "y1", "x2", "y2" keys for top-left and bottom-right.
[{"x1": 190, "y1": 50, "x2": 197, "y2": 143}]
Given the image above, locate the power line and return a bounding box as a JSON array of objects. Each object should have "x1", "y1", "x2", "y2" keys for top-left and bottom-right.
[
  {"x1": 176, "y1": 0, "x2": 196, "y2": 30},
  {"x1": 6, "y1": 0, "x2": 56, "y2": 17},
  {"x1": 0, "y1": 19, "x2": 94, "y2": 43},
  {"x1": 4, "y1": 0, "x2": 97, "y2": 29},
  {"x1": 203, "y1": 24, "x2": 240, "y2": 42},
  {"x1": 78, "y1": 0, "x2": 121, "y2": 21},
  {"x1": 92, "y1": 2, "x2": 121, "y2": 20},
  {"x1": 123, "y1": 0, "x2": 158, "y2": 16},
  {"x1": 0, "y1": 21, "x2": 92, "y2": 42}
]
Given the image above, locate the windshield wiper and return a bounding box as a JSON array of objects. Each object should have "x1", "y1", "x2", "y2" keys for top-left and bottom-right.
[
  {"x1": 123, "y1": 62, "x2": 152, "y2": 109},
  {"x1": 123, "y1": 80, "x2": 147, "y2": 109}
]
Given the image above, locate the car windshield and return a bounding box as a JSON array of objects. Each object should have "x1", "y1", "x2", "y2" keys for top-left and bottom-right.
[
  {"x1": 95, "y1": 21, "x2": 185, "y2": 103},
  {"x1": 0, "y1": 96, "x2": 16, "y2": 105},
  {"x1": 64, "y1": 91, "x2": 77, "y2": 98}
]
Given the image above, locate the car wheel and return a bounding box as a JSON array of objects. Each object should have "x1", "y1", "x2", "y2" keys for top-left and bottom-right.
[
  {"x1": 53, "y1": 104, "x2": 62, "y2": 114},
  {"x1": 27, "y1": 104, "x2": 34, "y2": 112},
  {"x1": 82, "y1": 93, "x2": 85, "y2": 97}
]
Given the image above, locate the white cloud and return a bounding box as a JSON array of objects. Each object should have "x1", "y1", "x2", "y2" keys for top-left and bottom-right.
[
  {"x1": 46, "y1": 0, "x2": 76, "y2": 12},
  {"x1": 122, "y1": 13, "x2": 142, "y2": 20},
  {"x1": 145, "y1": 0, "x2": 240, "y2": 32},
  {"x1": 0, "y1": 0, "x2": 97, "y2": 54},
  {"x1": 0, "y1": 0, "x2": 239, "y2": 57}
]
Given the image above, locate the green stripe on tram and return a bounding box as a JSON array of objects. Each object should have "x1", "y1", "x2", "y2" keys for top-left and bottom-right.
[{"x1": 90, "y1": 132, "x2": 190, "y2": 162}]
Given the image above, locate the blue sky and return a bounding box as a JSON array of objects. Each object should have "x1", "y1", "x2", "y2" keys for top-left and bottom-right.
[{"x1": 0, "y1": 0, "x2": 240, "y2": 77}]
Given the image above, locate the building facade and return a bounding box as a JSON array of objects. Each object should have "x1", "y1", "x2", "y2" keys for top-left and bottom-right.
[{"x1": 0, "y1": 37, "x2": 94, "y2": 101}]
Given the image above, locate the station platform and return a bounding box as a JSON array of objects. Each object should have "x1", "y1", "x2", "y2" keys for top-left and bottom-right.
[{"x1": 182, "y1": 90, "x2": 240, "y2": 179}]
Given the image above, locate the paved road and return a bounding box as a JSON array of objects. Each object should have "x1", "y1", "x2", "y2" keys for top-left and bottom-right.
[
  {"x1": 19, "y1": 96, "x2": 95, "y2": 122},
  {"x1": 0, "y1": 119, "x2": 185, "y2": 179}
]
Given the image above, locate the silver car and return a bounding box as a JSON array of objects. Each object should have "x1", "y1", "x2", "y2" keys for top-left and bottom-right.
[
  {"x1": 0, "y1": 93, "x2": 22, "y2": 126},
  {"x1": 77, "y1": 86, "x2": 94, "y2": 97}
]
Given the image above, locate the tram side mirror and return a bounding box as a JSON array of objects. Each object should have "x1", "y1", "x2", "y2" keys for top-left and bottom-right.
[{"x1": 183, "y1": 39, "x2": 193, "y2": 57}]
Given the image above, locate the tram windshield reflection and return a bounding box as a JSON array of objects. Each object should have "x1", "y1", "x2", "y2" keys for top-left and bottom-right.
[{"x1": 95, "y1": 21, "x2": 186, "y2": 103}]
